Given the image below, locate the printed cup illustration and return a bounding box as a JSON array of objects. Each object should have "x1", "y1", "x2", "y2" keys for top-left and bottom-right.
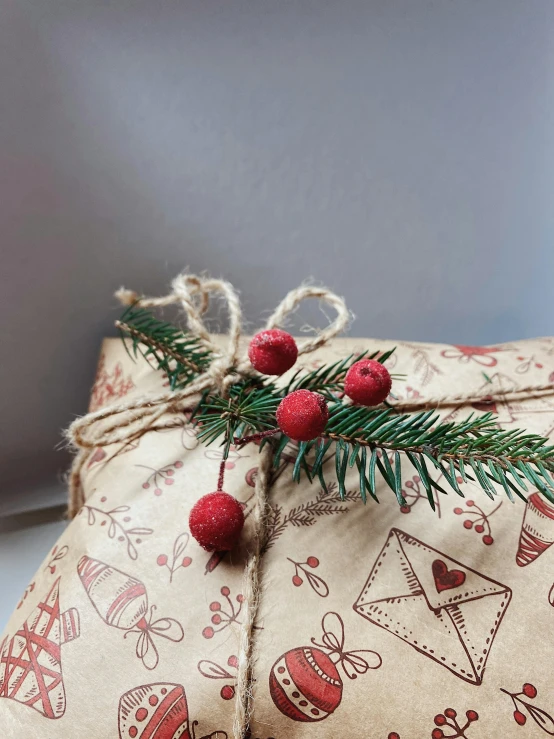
[
  {"x1": 0, "y1": 579, "x2": 80, "y2": 719},
  {"x1": 119, "y1": 683, "x2": 191, "y2": 739},
  {"x1": 269, "y1": 611, "x2": 381, "y2": 723},
  {"x1": 78, "y1": 556, "x2": 184, "y2": 670},
  {"x1": 516, "y1": 492, "x2": 554, "y2": 567}
]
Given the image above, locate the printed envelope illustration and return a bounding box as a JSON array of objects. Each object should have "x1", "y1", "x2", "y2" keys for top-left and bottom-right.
[{"x1": 353, "y1": 528, "x2": 511, "y2": 685}]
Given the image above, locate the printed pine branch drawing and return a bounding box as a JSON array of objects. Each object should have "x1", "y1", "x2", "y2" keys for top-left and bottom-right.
[{"x1": 263, "y1": 482, "x2": 357, "y2": 552}]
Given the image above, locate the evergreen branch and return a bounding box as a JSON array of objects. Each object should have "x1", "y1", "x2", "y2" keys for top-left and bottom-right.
[{"x1": 117, "y1": 305, "x2": 212, "y2": 390}]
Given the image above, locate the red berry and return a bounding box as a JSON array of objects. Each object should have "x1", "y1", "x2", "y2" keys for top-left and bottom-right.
[
  {"x1": 475, "y1": 524, "x2": 485, "y2": 533},
  {"x1": 156, "y1": 554, "x2": 168, "y2": 566},
  {"x1": 166, "y1": 469, "x2": 174, "y2": 476},
  {"x1": 453, "y1": 507, "x2": 463, "y2": 515},
  {"x1": 400, "y1": 505, "x2": 411, "y2": 514},
  {"x1": 228, "y1": 655, "x2": 238, "y2": 669},
  {"x1": 142, "y1": 483, "x2": 150, "y2": 489},
  {"x1": 220, "y1": 685, "x2": 235, "y2": 701},
  {"x1": 165, "y1": 478, "x2": 174, "y2": 486},
  {"x1": 202, "y1": 626, "x2": 214, "y2": 639},
  {"x1": 248, "y1": 329, "x2": 298, "y2": 375},
  {"x1": 182, "y1": 556, "x2": 192, "y2": 567},
  {"x1": 292, "y1": 575, "x2": 303, "y2": 587},
  {"x1": 154, "y1": 488, "x2": 163, "y2": 496},
  {"x1": 514, "y1": 710, "x2": 526, "y2": 725},
  {"x1": 221, "y1": 586, "x2": 230, "y2": 596},
  {"x1": 276, "y1": 390, "x2": 329, "y2": 441},
  {"x1": 236, "y1": 593, "x2": 244, "y2": 603},
  {"x1": 211, "y1": 614, "x2": 222, "y2": 625},
  {"x1": 467, "y1": 500, "x2": 475, "y2": 507},
  {"x1": 344, "y1": 359, "x2": 392, "y2": 406},
  {"x1": 175, "y1": 461, "x2": 183, "y2": 468},
  {"x1": 388, "y1": 734, "x2": 401, "y2": 739},
  {"x1": 444, "y1": 709, "x2": 456, "y2": 719},
  {"x1": 189, "y1": 492, "x2": 245, "y2": 551},
  {"x1": 434, "y1": 714, "x2": 446, "y2": 726},
  {"x1": 210, "y1": 601, "x2": 221, "y2": 612},
  {"x1": 466, "y1": 710, "x2": 479, "y2": 722},
  {"x1": 523, "y1": 683, "x2": 537, "y2": 698},
  {"x1": 463, "y1": 520, "x2": 473, "y2": 529},
  {"x1": 306, "y1": 556, "x2": 319, "y2": 568},
  {"x1": 432, "y1": 730, "x2": 444, "y2": 739},
  {"x1": 483, "y1": 535, "x2": 494, "y2": 545}
]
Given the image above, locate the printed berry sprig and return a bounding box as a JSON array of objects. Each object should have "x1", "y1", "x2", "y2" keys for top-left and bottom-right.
[
  {"x1": 453, "y1": 499, "x2": 502, "y2": 545},
  {"x1": 501, "y1": 682, "x2": 554, "y2": 733},
  {"x1": 288, "y1": 556, "x2": 329, "y2": 597},
  {"x1": 156, "y1": 532, "x2": 193, "y2": 582},
  {"x1": 431, "y1": 707, "x2": 479, "y2": 738},
  {"x1": 202, "y1": 586, "x2": 244, "y2": 639},
  {"x1": 118, "y1": 303, "x2": 554, "y2": 551}
]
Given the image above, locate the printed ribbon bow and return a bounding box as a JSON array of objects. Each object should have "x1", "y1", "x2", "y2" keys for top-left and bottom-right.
[
  {"x1": 125, "y1": 605, "x2": 184, "y2": 671},
  {"x1": 311, "y1": 611, "x2": 382, "y2": 680}
]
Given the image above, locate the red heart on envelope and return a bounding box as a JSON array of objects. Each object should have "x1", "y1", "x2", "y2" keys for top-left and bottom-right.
[{"x1": 432, "y1": 559, "x2": 466, "y2": 593}]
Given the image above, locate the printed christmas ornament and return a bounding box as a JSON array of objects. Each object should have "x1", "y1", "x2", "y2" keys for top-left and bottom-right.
[
  {"x1": 189, "y1": 492, "x2": 245, "y2": 551},
  {"x1": 118, "y1": 682, "x2": 192, "y2": 739},
  {"x1": 77, "y1": 556, "x2": 183, "y2": 670},
  {"x1": 248, "y1": 329, "x2": 298, "y2": 375},
  {"x1": 0, "y1": 579, "x2": 80, "y2": 719},
  {"x1": 276, "y1": 389, "x2": 329, "y2": 442},
  {"x1": 516, "y1": 492, "x2": 554, "y2": 566},
  {"x1": 269, "y1": 612, "x2": 381, "y2": 723},
  {"x1": 344, "y1": 358, "x2": 392, "y2": 406}
]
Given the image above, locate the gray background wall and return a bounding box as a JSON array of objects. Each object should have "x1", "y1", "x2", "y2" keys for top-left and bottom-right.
[{"x1": 1, "y1": 0, "x2": 553, "y2": 511}]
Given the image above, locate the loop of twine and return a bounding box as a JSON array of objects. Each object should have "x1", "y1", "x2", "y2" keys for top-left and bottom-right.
[{"x1": 65, "y1": 272, "x2": 350, "y2": 739}]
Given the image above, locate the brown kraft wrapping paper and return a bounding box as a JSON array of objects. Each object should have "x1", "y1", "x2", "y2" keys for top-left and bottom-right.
[{"x1": 2, "y1": 335, "x2": 554, "y2": 738}]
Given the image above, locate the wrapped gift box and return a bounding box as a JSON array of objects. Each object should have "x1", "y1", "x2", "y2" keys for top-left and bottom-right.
[{"x1": 2, "y1": 335, "x2": 554, "y2": 738}]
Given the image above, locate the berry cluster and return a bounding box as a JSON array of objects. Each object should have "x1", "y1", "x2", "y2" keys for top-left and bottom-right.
[
  {"x1": 138, "y1": 460, "x2": 183, "y2": 496},
  {"x1": 453, "y1": 500, "x2": 501, "y2": 546},
  {"x1": 288, "y1": 556, "x2": 329, "y2": 598},
  {"x1": 432, "y1": 707, "x2": 479, "y2": 738},
  {"x1": 500, "y1": 682, "x2": 554, "y2": 730},
  {"x1": 156, "y1": 532, "x2": 193, "y2": 583},
  {"x1": 202, "y1": 586, "x2": 244, "y2": 639}
]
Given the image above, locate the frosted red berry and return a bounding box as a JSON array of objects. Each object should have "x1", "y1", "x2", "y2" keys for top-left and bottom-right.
[
  {"x1": 276, "y1": 389, "x2": 329, "y2": 441},
  {"x1": 344, "y1": 359, "x2": 392, "y2": 406},
  {"x1": 306, "y1": 556, "x2": 319, "y2": 568},
  {"x1": 523, "y1": 683, "x2": 537, "y2": 698},
  {"x1": 189, "y1": 492, "x2": 245, "y2": 552},
  {"x1": 248, "y1": 329, "x2": 298, "y2": 375},
  {"x1": 514, "y1": 710, "x2": 526, "y2": 725},
  {"x1": 466, "y1": 710, "x2": 479, "y2": 722}
]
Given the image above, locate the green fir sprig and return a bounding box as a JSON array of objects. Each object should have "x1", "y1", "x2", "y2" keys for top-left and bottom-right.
[{"x1": 117, "y1": 307, "x2": 554, "y2": 507}]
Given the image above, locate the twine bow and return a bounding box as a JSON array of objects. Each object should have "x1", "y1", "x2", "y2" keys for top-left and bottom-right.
[
  {"x1": 66, "y1": 272, "x2": 350, "y2": 518},
  {"x1": 125, "y1": 605, "x2": 184, "y2": 671},
  {"x1": 311, "y1": 611, "x2": 382, "y2": 680}
]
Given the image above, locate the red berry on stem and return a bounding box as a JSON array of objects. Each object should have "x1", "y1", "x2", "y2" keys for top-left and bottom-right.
[
  {"x1": 228, "y1": 655, "x2": 238, "y2": 669},
  {"x1": 453, "y1": 507, "x2": 463, "y2": 515},
  {"x1": 432, "y1": 730, "x2": 444, "y2": 739},
  {"x1": 475, "y1": 524, "x2": 485, "y2": 533},
  {"x1": 276, "y1": 390, "x2": 329, "y2": 442},
  {"x1": 344, "y1": 359, "x2": 392, "y2": 406},
  {"x1": 182, "y1": 556, "x2": 192, "y2": 567},
  {"x1": 292, "y1": 575, "x2": 303, "y2": 587},
  {"x1": 189, "y1": 492, "x2": 245, "y2": 552},
  {"x1": 466, "y1": 710, "x2": 479, "y2": 722},
  {"x1": 156, "y1": 554, "x2": 168, "y2": 566},
  {"x1": 210, "y1": 601, "x2": 221, "y2": 612},
  {"x1": 211, "y1": 614, "x2": 222, "y2": 625},
  {"x1": 248, "y1": 329, "x2": 298, "y2": 376},
  {"x1": 523, "y1": 683, "x2": 537, "y2": 698},
  {"x1": 306, "y1": 556, "x2": 319, "y2": 568},
  {"x1": 434, "y1": 714, "x2": 446, "y2": 726},
  {"x1": 463, "y1": 520, "x2": 473, "y2": 529},
  {"x1": 221, "y1": 586, "x2": 230, "y2": 596},
  {"x1": 202, "y1": 626, "x2": 214, "y2": 639},
  {"x1": 467, "y1": 500, "x2": 475, "y2": 507},
  {"x1": 483, "y1": 535, "x2": 494, "y2": 545},
  {"x1": 514, "y1": 710, "x2": 526, "y2": 725},
  {"x1": 444, "y1": 708, "x2": 456, "y2": 719}
]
